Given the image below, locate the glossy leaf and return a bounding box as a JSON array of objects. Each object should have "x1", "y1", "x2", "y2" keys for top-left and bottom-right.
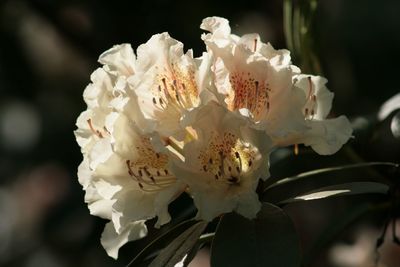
[
  {"x1": 127, "y1": 220, "x2": 198, "y2": 267},
  {"x1": 280, "y1": 182, "x2": 389, "y2": 204},
  {"x1": 149, "y1": 221, "x2": 208, "y2": 267},
  {"x1": 211, "y1": 203, "x2": 301, "y2": 267},
  {"x1": 265, "y1": 162, "x2": 398, "y2": 190}
]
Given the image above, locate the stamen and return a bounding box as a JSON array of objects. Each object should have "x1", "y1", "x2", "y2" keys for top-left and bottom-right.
[
  {"x1": 253, "y1": 38, "x2": 258, "y2": 52},
  {"x1": 126, "y1": 160, "x2": 134, "y2": 176},
  {"x1": 162, "y1": 78, "x2": 168, "y2": 90},
  {"x1": 307, "y1": 76, "x2": 313, "y2": 100},
  {"x1": 235, "y1": 151, "x2": 243, "y2": 173},
  {"x1": 103, "y1": 126, "x2": 110, "y2": 135},
  {"x1": 87, "y1": 118, "x2": 104, "y2": 138},
  {"x1": 227, "y1": 176, "x2": 239, "y2": 184}
]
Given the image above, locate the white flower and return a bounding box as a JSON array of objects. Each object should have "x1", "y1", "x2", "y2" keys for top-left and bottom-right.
[
  {"x1": 201, "y1": 16, "x2": 352, "y2": 155},
  {"x1": 126, "y1": 33, "x2": 210, "y2": 140},
  {"x1": 283, "y1": 74, "x2": 353, "y2": 155},
  {"x1": 77, "y1": 112, "x2": 185, "y2": 259},
  {"x1": 170, "y1": 102, "x2": 272, "y2": 221},
  {"x1": 75, "y1": 43, "x2": 186, "y2": 259}
]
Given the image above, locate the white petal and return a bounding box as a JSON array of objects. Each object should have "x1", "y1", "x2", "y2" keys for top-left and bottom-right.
[
  {"x1": 305, "y1": 116, "x2": 353, "y2": 155},
  {"x1": 200, "y1": 17, "x2": 231, "y2": 37},
  {"x1": 294, "y1": 74, "x2": 334, "y2": 119},
  {"x1": 100, "y1": 221, "x2": 147, "y2": 259},
  {"x1": 99, "y1": 44, "x2": 136, "y2": 77}
]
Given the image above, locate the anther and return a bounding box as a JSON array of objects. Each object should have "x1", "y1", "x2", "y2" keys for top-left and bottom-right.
[
  {"x1": 253, "y1": 38, "x2": 258, "y2": 52},
  {"x1": 126, "y1": 160, "x2": 134, "y2": 176},
  {"x1": 307, "y1": 76, "x2": 313, "y2": 99},
  {"x1": 228, "y1": 176, "x2": 239, "y2": 183},
  {"x1": 103, "y1": 126, "x2": 110, "y2": 135},
  {"x1": 162, "y1": 78, "x2": 168, "y2": 90},
  {"x1": 87, "y1": 118, "x2": 104, "y2": 138},
  {"x1": 312, "y1": 95, "x2": 317, "y2": 102}
]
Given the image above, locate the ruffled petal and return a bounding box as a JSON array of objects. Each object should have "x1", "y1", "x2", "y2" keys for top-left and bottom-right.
[{"x1": 100, "y1": 221, "x2": 147, "y2": 259}]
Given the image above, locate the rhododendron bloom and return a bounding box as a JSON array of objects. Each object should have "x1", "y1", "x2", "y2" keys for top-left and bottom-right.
[
  {"x1": 171, "y1": 102, "x2": 272, "y2": 221},
  {"x1": 126, "y1": 33, "x2": 210, "y2": 140},
  {"x1": 201, "y1": 16, "x2": 352, "y2": 155},
  {"x1": 75, "y1": 44, "x2": 186, "y2": 259},
  {"x1": 75, "y1": 16, "x2": 353, "y2": 260}
]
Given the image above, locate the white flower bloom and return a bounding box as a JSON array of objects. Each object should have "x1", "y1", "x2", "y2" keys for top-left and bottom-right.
[
  {"x1": 126, "y1": 33, "x2": 209, "y2": 139},
  {"x1": 201, "y1": 16, "x2": 352, "y2": 155},
  {"x1": 76, "y1": 17, "x2": 354, "y2": 259},
  {"x1": 171, "y1": 102, "x2": 272, "y2": 221},
  {"x1": 77, "y1": 112, "x2": 185, "y2": 258},
  {"x1": 75, "y1": 42, "x2": 187, "y2": 258}
]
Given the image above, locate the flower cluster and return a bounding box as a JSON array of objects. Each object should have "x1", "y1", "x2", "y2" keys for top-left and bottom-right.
[{"x1": 75, "y1": 16, "x2": 352, "y2": 258}]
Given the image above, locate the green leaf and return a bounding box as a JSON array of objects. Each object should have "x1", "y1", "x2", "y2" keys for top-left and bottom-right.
[
  {"x1": 265, "y1": 162, "x2": 398, "y2": 190},
  {"x1": 127, "y1": 220, "x2": 198, "y2": 267},
  {"x1": 279, "y1": 182, "x2": 389, "y2": 204},
  {"x1": 181, "y1": 233, "x2": 214, "y2": 267},
  {"x1": 149, "y1": 221, "x2": 208, "y2": 267},
  {"x1": 210, "y1": 203, "x2": 301, "y2": 267}
]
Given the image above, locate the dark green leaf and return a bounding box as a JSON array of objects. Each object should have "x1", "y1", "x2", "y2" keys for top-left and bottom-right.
[
  {"x1": 210, "y1": 203, "x2": 301, "y2": 267},
  {"x1": 149, "y1": 221, "x2": 208, "y2": 267},
  {"x1": 127, "y1": 220, "x2": 198, "y2": 267},
  {"x1": 265, "y1": 162, "x2": 398, "y2": 191},
  {"x1": 280, "y1": 182, "x2": 389, "y2": 204},
  {"x1": 182, "y1": 233, "x2": 215, "y2": 266}
]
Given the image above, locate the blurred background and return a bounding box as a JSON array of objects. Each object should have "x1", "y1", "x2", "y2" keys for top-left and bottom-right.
[{"x1": 0, "y1": 0, "x2": 399, "y2": 266}]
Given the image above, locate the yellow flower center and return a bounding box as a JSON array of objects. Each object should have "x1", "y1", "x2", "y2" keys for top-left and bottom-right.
[
  {"x1": 125, "y1": 137, "x2": 176, "y2": 192},
  {"x1": 197, "y1": 131, "x2": 258, "y2": 185}
]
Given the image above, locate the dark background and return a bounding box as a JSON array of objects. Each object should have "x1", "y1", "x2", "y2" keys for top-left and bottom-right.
[{"x1": 0, "y1": 0, "x2": 399, "y2": 266}]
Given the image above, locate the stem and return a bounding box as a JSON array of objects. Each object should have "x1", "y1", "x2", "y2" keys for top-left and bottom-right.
[{"x1": 283, "y1": 0, "x2": 294, "y2": 53}]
